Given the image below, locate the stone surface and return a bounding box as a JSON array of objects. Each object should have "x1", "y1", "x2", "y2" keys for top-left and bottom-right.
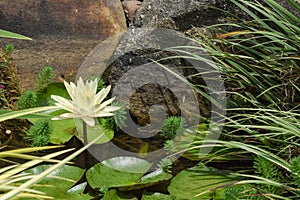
[
  {"x1": 133, "y1": 0, "x2": 298, "y2": 30},
  {"x1": 0, "y1": 0, "x2": 127, "y2": 90},
  {"x1": 0, "y1": 0, "x2": 126, "y2": 37},
  {"x1": 122, "y1": 0, "x2": 142, "y2": 24},
  {"x1": 134, "y1": 0, "x2": 229, "y2": 30},
  {"x1": 1, "y1": 35, "x2": 106, "y2": 90},
  {"x1": 99, "y1": 28, "x2": 213, "y2": 127}
]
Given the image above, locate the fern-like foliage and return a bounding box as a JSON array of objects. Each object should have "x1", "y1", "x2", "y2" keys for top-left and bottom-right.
[
  {"x1": 157, "y1": 158, "x2": 172, "y2": 173},
  {"x1": 163, "y1": 140, "x2": 176, "y2": 153},
  {"x1": 26, "y1": 118, "x2": 53, "y2": 147},
  {"x1": 254, "y1": 156, "x2": 282, "y2": 195},
  {"x1": 34, "y1": 66, "x2": 54, "y2": 93},
  {"x1": 225, "y1": 184, "x2": 262, "y2": 200},
  {"x1": 161, "y1": 116, "x2": 186, "y2": 139},
  {"x1": 291, "y1": 156, "x2": 300, "y2": 188},
  {"x1": 224, "y1": 185, "x2": 244, "y2": 200},
  {"x1": 111, "y1": 101, "x2": 127, "y2": 129},
  {"x1": 224, "y1": 156, "x2": 282, "y2": 199},
  {"x1": 16, "y1": 90, "x2": 37, "y2": 110}
]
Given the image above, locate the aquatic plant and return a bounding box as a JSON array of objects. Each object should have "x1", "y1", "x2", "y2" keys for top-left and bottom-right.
[
  {"x1": 161, "y1": 116, "x2": 186, "y2": 139},
  {"x1": 34, "y1": 66, "x2": 54, "y2": 93},
  {"x1": 26, "y1": 118, "x2": 53, "y2": 147},
  {"x1": 111, "y1": 101, "x2": 127, "y2": 129},
  {"x1": 51, "y1": 77, "x2": 120, "y2": 144},
  {"x1": 157, "y1": 158, "x2": 173, "y2": 173},
  {"x1": 16, "y1": 90, "x2": 37, "y2": 110}
]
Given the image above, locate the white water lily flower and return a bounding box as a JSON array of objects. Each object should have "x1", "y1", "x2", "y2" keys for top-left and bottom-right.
[{"x1": 51, "y1": 77, "x2": 120, "y2": 126}]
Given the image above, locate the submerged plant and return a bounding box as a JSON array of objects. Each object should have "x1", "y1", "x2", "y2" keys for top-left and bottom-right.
[
  {"x1": 253, "y1": 156, "x2": 282, "y2": 196},
  {"x1": 34, "y1": 66, "x2": 54, "y2": 93},
  {"x1": 161, "y1": 116, "x2": 186, "y2": 139},
  {"x1": 51, "y1": 77, "x2": 120, "y2": 144},
  {"x1": 26, "y1": 118, "x2": 53, "y2": 147},
  {"x1": 157, "y1": 157, "x2": 172, "y2": 173},
  {"x1": 291, "y1": 156, "x2": 300, "y2": 188},
  {"x1": 111, "y1": 101, "x2": 127, "y2": 129},
  {"x1": 16, "y1": 90, "x2": 37, "y2": 110}
]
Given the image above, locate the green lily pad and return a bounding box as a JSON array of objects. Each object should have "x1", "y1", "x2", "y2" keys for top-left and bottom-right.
[
  {"x1": 103, "y1": 189, "x2": 138, "y2": 200},
  {"x1": 102, "y1": 156, "x2": 153, "y2": 173},
  {"x1": 36, "y1": 82, "x2": 70, "y2": 106},
  {"x1": 86, "y1": 157, "x2": 152, "y2": 189},
  {"x1": 168, "y1": 164, "x2": 236, "y2": 199},
  {"x1": 76, "y1": 122, "x2": 114, "y2": 144},
  {"x1": 120, "y1": 169, "x2": 172, "y2": 191},
  {"x1": 50, "y1": 119, "x2": 76, "y2": 144},
  {"x1": 142, "y1": 192, "x2": 174, "y2": 200},
  {"x1": 23, "y1": 164, "x2": 90, "y2": 199}
]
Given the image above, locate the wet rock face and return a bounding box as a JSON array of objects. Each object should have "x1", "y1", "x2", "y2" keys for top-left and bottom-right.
[
  {"x1": 100, "y1": 28, "x2": 212, "y2": 126},
  {"x1": 0, "y1": 0, "x2": 126, "y2": 37},
  {"x1": 133, "y1": 0, "x2": 233, "y2": 30},
  {"x1": 133, "y1": 0, "x2": 296, "y2": 31},
  {"x1": 0, "y1": 0, "x2": 127, "y2": 90}
]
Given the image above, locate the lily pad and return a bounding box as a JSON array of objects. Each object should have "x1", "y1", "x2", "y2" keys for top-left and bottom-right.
[
  {"x1": 120, "y1": 169, "x2": 172, "y2": 191},
  {"x1": 76, "y1": 121, "x2": 114, "y2": 144},
  {"x1": 86, "y1": 156, "x2": 152, "y2": 189},
  {"x1": 103, "y1": 189, "x2": 138, "y2": 200},
  {"x1": 142, "y1": 192, "x2": 174, "y2": 200},
  {"x1": 23, "y1": 164, "x2": 91, "y2": 199},
  {"x1": 36, "y1": 82, "x2": 70, "y2": 106},
  {"x1": 168, "y1": 164, "x2": 236, "y2": 199},
  {"x1": 50, "y1": 118, "x2": 77, "y2": 144}
]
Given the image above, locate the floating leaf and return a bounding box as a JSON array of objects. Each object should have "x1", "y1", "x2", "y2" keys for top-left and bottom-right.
[
  {"x1": 168, "y1": 164, "x2": 236, "y2": 199},
  {"x1": 86, "y1": 157, "x2": 152, "y2": 189},
  {"x1": 36, "y1": 82, "x2": 70, "y2": 106},
  {"x1": 142, "y1": 191, "x2": 173, "y2": 200},
  {"x1": 103, "y1": 189, "x2": 138, "y2": 200},
  {"x1": 121, "y1": 169, "x2": 172, "y2": 191},
  {"x1": 22, "y1": 164, "x2": 90, "y2": 199}
]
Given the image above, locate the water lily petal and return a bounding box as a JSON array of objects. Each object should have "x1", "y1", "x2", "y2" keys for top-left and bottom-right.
[
  {"x1": 97, "y1": 97, "x2": 116, "y2": 111},
  {"x1": 102, "y1": 106, "x2": 121, "y2": 113},
  {"x1": 51, "y1": 95, "x2": 79, "y2": 113},
  {"x1": 94, "y1": 112, "x2": 115, "y2": 118},
  {"x1": 89, "y1": 78, "x2": 98, "y2": 95},
  {"x1": 51, "y1": 77, "x2": 119, "y2": 127},
  {"x1": 82, "y1": 117, "x2": 95, "y2": 126},
  {"x1": 51, "y1": 112, "x2": 81, "y2": 120},
  {"x1": 64, "y1": 81, "x2": 75, "y2": 100},
  {"x1": 95, "y1": 85, "x2": 111, "y2": 104}
]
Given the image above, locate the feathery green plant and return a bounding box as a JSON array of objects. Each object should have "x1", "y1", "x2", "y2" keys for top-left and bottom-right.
[
  {"x1": 253, "y1": 156, "x2": 283, "y2": 197},
  {"x1": 111, "y1": 101, "x2": 127, "y2": 129},
  {"x1": 157, "y1": 158, "x2": 173, "y2": 173},
  {"x1": 291, "y1": 156, "x2": 300, "y2": 188},
  {"x1": 161, "y1": 116, "x2": 186, "y2": 139},
  {"x1": 26, "y1": 118, "x2": 53, "y2": 147},
  {"x1": 16, "y1": 90, "x2": 37, "y2": 110},
  {"x1": 17, "y1": 67, "x2": 55, "y2": 109},
  {"x1": 34, "y1": 66, "x2": 54, "y2": 93}
]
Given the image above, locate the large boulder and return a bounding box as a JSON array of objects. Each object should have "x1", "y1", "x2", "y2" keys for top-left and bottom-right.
[
  {"x1": 0, "y1": 0, "x2": 126, "y2": 89},
  {"x1": 99, "y1": 0, "x2": 299, "y2": 128},
  {"x1": 0, "y1": 0, "x2": 126, "y2": 36}
]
